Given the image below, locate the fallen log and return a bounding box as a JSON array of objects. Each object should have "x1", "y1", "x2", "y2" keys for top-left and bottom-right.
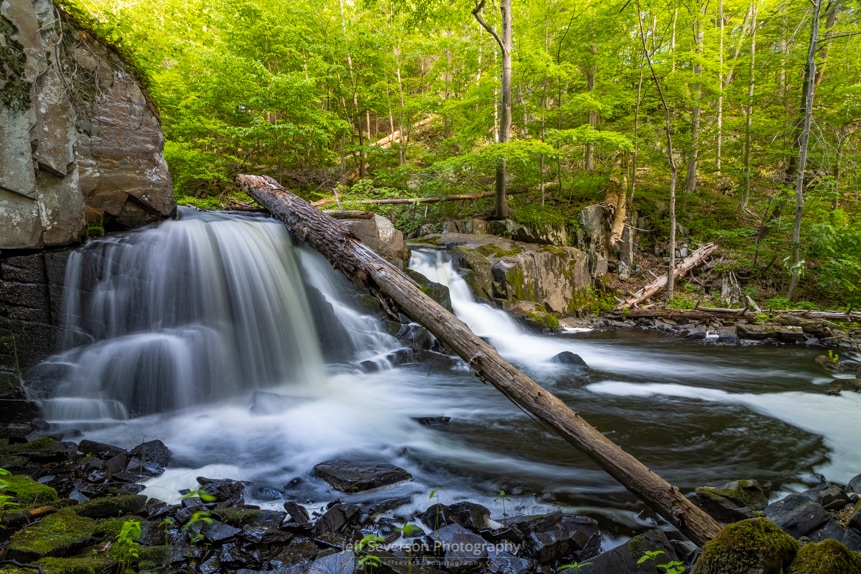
[
  {"x1": 614, "y1": 307, "x2": 861, "y2": 322},
  {"x1": 615, "y1": 243, "x2": 718, "y2": 310},
  {"x1": 237, "y1": 174, "x2": 722, "y2": 547},
  {"x1": 311, "y1": 187, "x2": 530, "y2": 208}
]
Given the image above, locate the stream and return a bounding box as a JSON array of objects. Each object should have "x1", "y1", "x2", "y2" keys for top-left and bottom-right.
[{"x1": 26, "y1": 209, "x2": 861, "y2": 536}]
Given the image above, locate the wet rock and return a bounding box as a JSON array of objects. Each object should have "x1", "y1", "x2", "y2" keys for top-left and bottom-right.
[
  {"x1": 187, "y1": 518, "x2": 242, "y2": 543},
  {"x1": 693, "y1": 479, "x2": 768, "y2": 522},
  {"x1": 406, "y1": 269, "x2": 453, "y2": 312},
  {"x1": 486, "y1": 548, "x2": 532, "y2": 574},
  {"x1": 313, "y1": 502, "x2": 361, "y2": 535},
  {"x1": 284, "y1": 501, "x2": 312, "y2": 527},
  {"x1": 413, "y1": 416, "x2": 452, "y2": 427},
  {"x1": 312, "y1": 459, "x2": 412, "y2": 493},
  {"x1": 78, "y1": 439, "x2": 129, "y2": 460},
  {"x1": 197, "y1": 476, "x2": 247, "y2": 507},
  {"x1": 847, "y1": 473, "x2": 861, "y2": 495},
  {"x1": 764, "y1": 493, "x2": 830, "y2": 538},
  {"x1": 448, "y1": 501, "x2": 491, "y2": 531},
  {"x1": 849, "y1": 505, "x2": 861, "y2": 535},
  {"x1": 307, "y1": 550, "x2": 356, "y2": 574},
  {"x1": 130, "y1": 439, "x2": 173, "y2": 469},
  {"x1": 417, "y1": 503, "x2": 455, "y2": 531},
  {"x1": 789, "y1": 539, "x2": 861, "y2": 574},
  {"x1": 550, "y1": 351, "x2": 588, "y2": 367},
  {"x1": 803, "y1": 483, "x2": 852, "y2": 511},
  {"x1": 805, "y1": 519, "x2": 861, "y2": 551},
  {"x1": 430, "y1": 524, "x2": 488, "y2": 573},
  {"x1": 588, "y1": 529, "x2": 679, "y2": 574}
]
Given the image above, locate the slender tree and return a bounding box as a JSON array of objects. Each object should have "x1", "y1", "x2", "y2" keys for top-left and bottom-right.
[{"x1": 473, "y1": 0, "x2": 512, "y2": 219}]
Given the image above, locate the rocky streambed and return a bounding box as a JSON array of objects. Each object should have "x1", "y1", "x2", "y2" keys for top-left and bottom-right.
[{"x1": 1, "y1": 436, "x2": 860, "y2": 574}]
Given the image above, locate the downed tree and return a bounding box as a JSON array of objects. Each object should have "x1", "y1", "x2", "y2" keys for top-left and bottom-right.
[
  {"x1": 615, "y1": 243, "x2": 718, "y2": 310},
  {"x1": 614, "y1": 307, "x2": 861, "y2": 322},
  {"x1": 237, "y1": 174, "x2": 723, "y2": 547},
  {"x1": 311, "y1": 187, "x2": 530, "y2": 208}
]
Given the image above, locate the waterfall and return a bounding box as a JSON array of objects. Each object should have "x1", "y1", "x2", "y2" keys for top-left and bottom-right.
[{"x1": 37, "y1": 208, "x2": 396, "y2": 420}]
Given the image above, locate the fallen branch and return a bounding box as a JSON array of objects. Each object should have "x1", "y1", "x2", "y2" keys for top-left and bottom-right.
[
  {"x1": 615, "y1": 243, "x2": 718, "y2": 310},
  {"x1": 237, "y1": 174, "x2": 722, "y2": 547},
  {"x1": 614, "y1": 307, "x2": 861, "y2": 322}
]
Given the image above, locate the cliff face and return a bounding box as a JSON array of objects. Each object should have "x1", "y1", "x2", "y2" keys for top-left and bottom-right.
[{"x1": 0, "y1": 0, "x2": 175, "y2": 250}]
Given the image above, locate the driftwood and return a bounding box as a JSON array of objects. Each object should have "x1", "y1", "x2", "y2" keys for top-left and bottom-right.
[
  {"x1": 615, "y1": 306, "x2": 861, "y2": 322},
  {"x1": 615, "y1": 243, "x2": 718, "y2": 310},
  {"x1": 236, "y1": 174, "x2": 722, "y2": 547},
  {"x1": 311, "y1": 187, "x2": 531, "y2": 208}
]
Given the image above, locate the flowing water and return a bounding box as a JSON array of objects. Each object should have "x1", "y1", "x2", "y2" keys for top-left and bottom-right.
[{"x1": 27, "y1": 209, "x2": 861, "y2": 535}]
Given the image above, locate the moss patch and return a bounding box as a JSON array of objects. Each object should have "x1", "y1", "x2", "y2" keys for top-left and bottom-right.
[
  {"x1": 0, "y1": 14, "x2": 32, "y2": 112},
  {"x1": 694, "y1": 518, "x2": 798, "y2": 574},
  {"x1": 35, "y1": 556, "x2": 117, "y2": 574},
  {"x1": 526, "y1": 311, "x2": 560, "y2": 330},
  {"x1": 4, "y1": 474, "x2": 59, "y2": 506},
  {"x1": 73, "y1": 494, "x2": 147, "y2": 519},
  {"x1": 787, "y1": 539, "x2": 861, "y2": 574},
  {"x1": 9, "y1": 508, "x2": 97, "y2": 559},
  {"x1": 215, "y1": 507, "x2": 262, "y2": 526},
  {"x1": 92, "y1": 515, "x2": 144, "y2": 541}
]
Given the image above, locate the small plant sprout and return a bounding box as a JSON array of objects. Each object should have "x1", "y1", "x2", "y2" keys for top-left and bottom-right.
[
  {"x1": 0, "y1": 468, "x2": 20, "y2": 525},
  {"x1": 395, "y1": 523, "x2": 422, "y2": 574},
  {"x1": 558, "y1": 561, "x2": 593, "y2": 572},
  {"x1": 495, "y1": 489, "x2": 511, "y2": 518},
  {"x1": 114, "y1": 519, "x2": 142, "y2": 573},
  {"x1": 637, "y1": 549, "x2": 686, "y2": 574},
  {"x1": 429, "y1": 487, "x2": 447, "y2": 534},
  {"x1": 355, "y1": 534, "x2": 385, "y2": 573}
]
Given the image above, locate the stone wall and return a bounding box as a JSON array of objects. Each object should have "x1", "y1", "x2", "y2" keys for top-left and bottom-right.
[{"x1": 0, "y1": 0, "x2": 175, "y2": 250}]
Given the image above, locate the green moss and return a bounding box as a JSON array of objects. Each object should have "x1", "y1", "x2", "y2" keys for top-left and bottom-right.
[
  {"x1": 9, "y1": 508, "x2": 97, "y2": 558},
  {"x1": 526, "y1": 311, "x2": 560, "y2": 330},
  {"x1": 788, "y1": 539, "x2": 861, "y2": 574},
  {"x1": 407, "y1": 236, "x2": 443, "y2": 246},
  {"x1": 475, "y1": 242, "x2": 521, "y2": 258},
  {"x1": 138, "y1": 544, "x2": 169, "y2": 565},
  {"x1": 695, "y1": 480, "x2": 767, "y2": 510},
  {"x1": 35, "y1": 556, "x2": 116, "y2": 574},
  {"x1": 73, "y1": 494, "x2": 147, "y2": 519},
  {"x1": 695, "y1": 518, "x2": 798, "y2": 574},
  {"x1": 4, "y1": 474, "x2": 59, "y2": 506},
  {"x1": 1, "y1": 437, "x2": 56, "y2": 455},
  {"x1": 216, "y1": 507, "x2": 262, "y2": 526},
  {"x1": 92, "y1": 515, "x2": 144, "y2": 541}
]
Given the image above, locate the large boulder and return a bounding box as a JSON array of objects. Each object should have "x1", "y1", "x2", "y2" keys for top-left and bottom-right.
[
  {"x1": 0, "y1": 0, "x2": 175, "y2": 251},
  {"x1": 428, "y1": 233, "x2": 590, "y2": 314}
]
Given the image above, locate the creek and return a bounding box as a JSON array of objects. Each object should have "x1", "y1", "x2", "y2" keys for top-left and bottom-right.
[{"x1": 26, "y1": 209, "x2": 861, "y2": 536}]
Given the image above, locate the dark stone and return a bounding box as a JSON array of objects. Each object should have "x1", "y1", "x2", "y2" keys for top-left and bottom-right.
[
  {"x1": 847, "y1": 473, "x2": 861, "y2": 495},
  {"x1": 78, "y1": 439, "x2": 129, "y2": 460},
  {"x1": 130, "y1": 439, "x2": 173, "y2": 468},
  {"x1": 586, "y1": 529, "x2": 679, "y2": 574},
  {"x1": 805, "y1": 518, "x2": 861, "y2": 551},
  {"x1": 849, "y1": 504, "x2": 861, "y2": 535},
  {"x1": 190, "y1": 519, "x2": 242, "y2": 543},
  {"x1": 431, "y1": 524, "x2": 488, "y2": 573},
  {"x1": 405, "y1": 269, "x2": 453, "y2": 312},
  {"x1": 764, "y1": 493, "x2": 830, "y2": 538},
  {"x1": 413, "y1": 416, "x2": 452, "y2": 427},
  {"x1": 312, "y1": 459, "x2": 412, "y2": 493},
  {"x1": 440, "y1": 502, "x2": 487, "y2": 532},
  {"x1": 104, "y1": 452, "x2": 129, "y2": 475},
  {"x1": 284, "y1": 501, "x2": 311, "y2": 526},
  {"x1": 803, "y1": 483, "x2": 852, "y2": 511},
  {"x1": 550, "y1": 351, "x2": 588, "y2": 367},
  {"x1": 0, "y1": 399, "x2": 38, "y2": 423},
  {"x1": 197, "y1": 476, "x2": 247, "y2": 507},
  {"x1": 417, "y1": 503, "x2": 455, "y2": 531},
  {"x1": 486, "y1": 548, "x2": 532, "y2": 574},
  {"x1": 313, "y1": 503, "x2": 360, "y2": 535},
  {"x1": 307, "y1": 550, "x2": 356, "y2": 574}
]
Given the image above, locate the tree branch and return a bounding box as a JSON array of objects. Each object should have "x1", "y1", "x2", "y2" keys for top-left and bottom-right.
[{"x1": 472, "y1": 0, "x2": 506, "y2": 54}]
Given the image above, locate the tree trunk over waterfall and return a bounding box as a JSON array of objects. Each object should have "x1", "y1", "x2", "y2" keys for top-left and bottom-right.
[{"x1": 236, "y1": 174, "x2": 723, "y2": 547}]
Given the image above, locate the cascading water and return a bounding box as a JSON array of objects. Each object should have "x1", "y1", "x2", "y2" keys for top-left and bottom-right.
[{"x1": 26, "y1": 217, "x2": 861, "y2": 531}]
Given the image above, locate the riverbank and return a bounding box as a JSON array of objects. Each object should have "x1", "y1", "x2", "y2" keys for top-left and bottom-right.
[{"x1": 1, "y1": 436, "x2": 860, "y2": 574}]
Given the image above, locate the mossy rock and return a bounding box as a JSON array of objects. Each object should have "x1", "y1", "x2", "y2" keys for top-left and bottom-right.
[
  {"x1": 1, "y1": 437, "x2": 57, "y2": 455},
  {"x1": 138, "y1": 544, "x2": 169, "y2": 565},
  {"x1": 787, "y1": 539, "x2": 861, "y2": 574},
  {"x1": 4, "y1": 474, "x2": 59, "y2": 506},
  {"x1": 92, "y1": 515, "x2": 145, "y2": 541},
  {"x1": 693, "y1": 517, "x2": 798, "y2": 574},
  {"x1": 35, "y1": 556, "x2": 117, "y2": 574},
  {"x1": 525, "y1": 310, "x2": 560, "y2": 330},
  {"x1": 215, "y1": 506, "x2": 262, "y2": 526},
  {"x1": 72, "y1": 494, "x2": 147, "y2": 519},
  {"x1": 8, "y1": 508, "x2": 97, "y2": 560}
]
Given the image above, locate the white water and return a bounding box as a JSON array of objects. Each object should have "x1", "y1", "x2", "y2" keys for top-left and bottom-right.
[{"x1": 28, "y1": 217, "x2": 860, "y2": 527}]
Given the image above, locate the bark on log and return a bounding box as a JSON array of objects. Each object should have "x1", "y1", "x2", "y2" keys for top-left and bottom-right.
[
  {"x1": 615, "y1": 243, "x2": 718, "y2": 310},
  {"x1": 237, "y1": 174, "x2": 723, "y2": 547},
  {"x1": 614, "y1": 307, "x2": 861, "y2": 322},
  {"x1": 311, "y1": 187, "x2": 530, "y2": 208}
]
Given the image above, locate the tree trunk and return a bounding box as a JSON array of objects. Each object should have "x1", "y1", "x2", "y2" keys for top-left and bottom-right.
[
  {"x1": 788, "y1": 0, "x2": 822, "y2": 300},
  {"x1": 636, "y1": 1, "x2": 678, "y2": 301},
  {"x1": 473, "y1": 0, "x2": 512, "y2": 219},
  {"x1": 742, "y1": 1, "x2": 758, "y2": 209},
  {"x1": 236, "y1": 174, "x2": 723, "y2": 548}
]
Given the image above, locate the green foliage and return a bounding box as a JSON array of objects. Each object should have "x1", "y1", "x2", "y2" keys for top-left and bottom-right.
[
  {"x1": 112, "y1": 519, "x2": 142, "y2": 573},
  {"x1": 355, "y1": 534, "x2": 385, "y2": 573},
  {"x1": 494, "y1": 489, "x2": 511, "y2": 518},
  {"x1": 558, "y1": 562, "x2": 593, "y2": 572},
  {"x1": 637, "y1": 550, "x2": 686, "y2": 574},
  {"x1": 807, "y1": 212, "x2": 861, "y2": 308},
  {"x1": 0, "y1": 468, "x2": 19, "y2": 522}
]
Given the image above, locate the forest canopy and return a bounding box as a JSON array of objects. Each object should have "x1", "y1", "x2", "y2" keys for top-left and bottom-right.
[{"x1": 58, "y1": 0, "x2": 861, "y2": 307}]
